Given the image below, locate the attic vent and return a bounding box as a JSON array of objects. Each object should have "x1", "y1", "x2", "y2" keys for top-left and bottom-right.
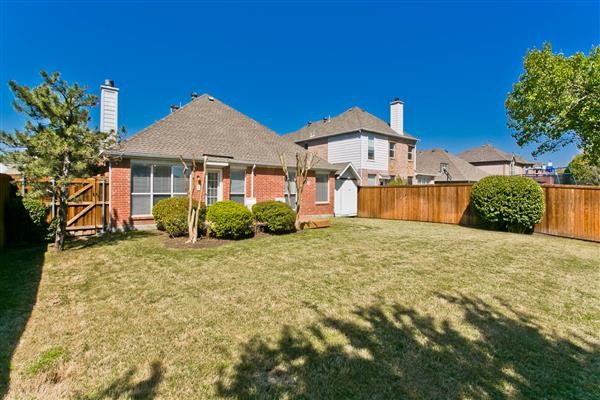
[
  {"x1": 307, "y1": 121, "x2": 312, "y2": 126},
  {"x1": 191, "y1": 92, "x2": 198, "y2": 100},
  {"x1": 170, "y1": 104, "x2": 180, "y2": 113},
  {"x1": 208, "y1": 96, "x2": 215, "y2": 101}
]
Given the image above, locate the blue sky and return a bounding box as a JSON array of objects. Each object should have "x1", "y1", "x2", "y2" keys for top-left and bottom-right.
[{"x1": 1, "y1": 1, "x2": 598, "y2": 166}]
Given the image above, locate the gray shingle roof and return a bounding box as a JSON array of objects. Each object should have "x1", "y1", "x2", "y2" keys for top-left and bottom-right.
[
  {"x1": 108, "y1": 94, "x2": 335, "y2": 169},
  {"x1": 458, "y1": 144, "x2": 533, "y2": 165},
  {"x1": 284, "y1": 107, "x2": 417, "y2": 142},
  {"x1": 416, "y1": 149, "x2": 490, "y2": 183}
]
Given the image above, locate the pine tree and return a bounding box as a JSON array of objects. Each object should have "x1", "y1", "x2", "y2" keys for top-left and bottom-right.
[{"x1": 0, "y1": 71, "x2": 115, "y2": 251}]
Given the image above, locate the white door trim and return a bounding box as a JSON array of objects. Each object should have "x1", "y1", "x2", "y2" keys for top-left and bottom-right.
[{"x1": 205, "y1": 169, "x2": 223, "y2": 205}]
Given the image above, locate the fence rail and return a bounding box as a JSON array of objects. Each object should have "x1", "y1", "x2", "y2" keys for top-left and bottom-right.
[
  {"x1": 357, "y1": 184, "x2": 600, "y2": 242},
  {"x1": 16, "y1": 176, "x2": 110, "y2": 237}
]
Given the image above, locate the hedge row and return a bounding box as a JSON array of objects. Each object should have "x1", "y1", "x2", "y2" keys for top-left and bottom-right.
[{"x1": 153, "y1": 198, "x2": 297, "y2": 239}]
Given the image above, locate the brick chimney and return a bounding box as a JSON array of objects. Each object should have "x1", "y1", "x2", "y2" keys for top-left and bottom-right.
[
  {"x1": 100, "y1": 79, "x2": 119, "y2": 134},
  {"x1": 390, "y1": 97, "x2": 404, "y2": 135}
]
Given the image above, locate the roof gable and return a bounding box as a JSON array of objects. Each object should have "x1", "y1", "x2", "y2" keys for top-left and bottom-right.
[{"x1": 284, "y1": 106, "x2": 417, "y2": 142}]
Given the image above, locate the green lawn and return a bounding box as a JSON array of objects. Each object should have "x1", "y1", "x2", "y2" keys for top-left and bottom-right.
[{"x1": 1, "y1": 218, "x2": 599, "y2": 399}]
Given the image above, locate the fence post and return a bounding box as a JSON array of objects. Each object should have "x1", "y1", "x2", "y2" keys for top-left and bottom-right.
[
  {"x1": 101, "y1": 177, "x2": 106, "y2": 233},
  {"x1": 51, "y1": 178, "x2": 56, "y2": 219}
]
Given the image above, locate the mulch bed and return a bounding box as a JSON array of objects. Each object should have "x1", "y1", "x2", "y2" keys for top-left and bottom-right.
[{"x1": 160, "y1": 230, "x2": 273, "y2": 249}]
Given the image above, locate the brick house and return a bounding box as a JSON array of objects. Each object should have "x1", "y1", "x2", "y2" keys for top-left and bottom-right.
[
  {"x1": 284, "y1": 99, "x2": 419, "y2": 185},
  {"x1": 104, "y1": 93, "x2": 338, "y2": 230}
]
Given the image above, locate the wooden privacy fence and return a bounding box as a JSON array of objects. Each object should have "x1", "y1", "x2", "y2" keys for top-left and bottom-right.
[
  {"x1": 357, "y1": 184, "x2": 600, "y2": 242},
  {"x1": 17, "y1": 176, "x2": 110, "y2": 236}
]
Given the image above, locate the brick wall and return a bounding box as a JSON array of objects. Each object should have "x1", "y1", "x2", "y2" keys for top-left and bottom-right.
[
  {"x1": 388, "y1": 141, "x2": 416, "y2": 179},
  {"x1": 109, "y1": 159, "x2": 132, "y2": 229},
  {"x1": 109, "y1": 160, "x2": 334, "y2": 229},
  {"x1": 304, "y1": 138, "x2": 328, "y2": 161}
]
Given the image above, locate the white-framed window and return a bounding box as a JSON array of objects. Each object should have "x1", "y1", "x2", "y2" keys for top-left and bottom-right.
[
  {"x1": 367, "y1": 174, "x2": 377, "y2": 186},
  {"x1": 131, "y1": 162, "x2": 187, "y2": 216},
  {"x1": 389, "y1": 142, "x2": 395, "y2": 159},
  {"x1": 315, "y1": 173, "x2": 329, "y2": 203},
  {"x1": 368, "y1": 134, "x2": 375, "y2": 160},
  {"x1": 229, "y1": 168, "x2": 246, "y2": 205},
  {"x1": 408, "y1": 145, "x2": 414, "y2": 161},
  {"x1": 284, "y1": 171, "x2": 297, "y2": 208}
]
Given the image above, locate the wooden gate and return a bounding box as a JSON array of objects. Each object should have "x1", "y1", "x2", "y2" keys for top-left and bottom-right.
[{"x1": 18, "y1": 176, "x2": 110, "y2": 236}]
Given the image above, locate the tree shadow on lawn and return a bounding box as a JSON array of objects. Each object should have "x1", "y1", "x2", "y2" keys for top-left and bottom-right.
[
  {"x1": 78, "y1": 361, "x2": 164, "y2": 400},
  {"x1": 217, "y1": 293, "x2": 599, "y2": 399},
  {"x1": 0, "y1": 244, "x2": 46, "y2": 398}
]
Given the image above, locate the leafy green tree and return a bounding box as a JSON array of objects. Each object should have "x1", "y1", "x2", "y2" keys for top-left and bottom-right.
[
  {"x1": 0, "y1": 71, "x2": 115, "y2": 251},
  {"x1": 506, "y1": 43, "x2": 600, "y2": 165},
  {"x1": 566, "y1": 154, "x2": 600, "y2": 185}
]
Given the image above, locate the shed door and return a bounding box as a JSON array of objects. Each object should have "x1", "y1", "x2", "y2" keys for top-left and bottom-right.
[{"x1": 334, "y1": 178, "x2": 357, "y2": 217}]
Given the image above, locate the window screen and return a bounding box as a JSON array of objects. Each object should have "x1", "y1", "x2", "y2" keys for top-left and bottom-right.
[
  {"x1": 316, "y1": 173, "x2": 329, "y2": 202},
  {"x1": 230, "y1": 169, "x2": 245, "y2": 204},
  {"x1": 132, "y1": 164, "x2": 151, "y2": 193},
  {"x1": 153, "y1": 165, "x2": 171, "y2": 193},
  {"x1": 285, "y1": 172, "x2": 297, "y2": 208},
  {"x1": 368, "y1": 135, "x2": 375, "y2": 160}
]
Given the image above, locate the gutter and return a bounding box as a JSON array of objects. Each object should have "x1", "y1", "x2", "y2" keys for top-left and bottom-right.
[{"x1": 102, "y1": 150, "x2": 339, "y2": 171}]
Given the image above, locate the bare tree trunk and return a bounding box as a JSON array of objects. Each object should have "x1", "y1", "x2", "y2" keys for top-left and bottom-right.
[
  {"x1": 279, "y1": 151, "x2": 317, "y2": 230},
  {"x1": 54, "y1": 184, "x2": 68, "y2": 251},
  {"x1": 191, "y1": 156, "x2": 208, "y2": 243}
]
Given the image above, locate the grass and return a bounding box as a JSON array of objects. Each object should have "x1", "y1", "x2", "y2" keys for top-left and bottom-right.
[{"x1": 1, "y1": 218, "x2": 599, "y2": 399}]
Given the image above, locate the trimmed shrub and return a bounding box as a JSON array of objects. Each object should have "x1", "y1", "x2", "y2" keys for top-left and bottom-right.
[
  {"x1": 386, "y1": 177, "x2": 407, "y2": 187},
  {"x1": 206, "y1": 201, "x2": 253, "y2": 239},
  {"x1": 471, "y1": 176, "x2": 545, "y2": 233},
  {"x1": 252, "y1": 201, "x2": 296, "y2": 233},
  {"x1": 152, "y1": 196, "x2": 205, "y2": 237},
  {"x1": 6, "y1": 195, "x2": 49, "y2": 245}
]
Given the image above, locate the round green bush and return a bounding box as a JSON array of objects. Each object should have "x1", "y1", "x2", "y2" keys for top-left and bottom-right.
[
  {"x1": 471, "y1": 176, "x2": 545, "y2": 233},
  {"x1": 252, "y1": 201, "x2": 296, "y2": 233},
  {"x1": 152, "y1": 196, "x2": 205, "y2": 237},
  {"x1": 206, "y1": 201, "x2": 253, "y2": 239}
]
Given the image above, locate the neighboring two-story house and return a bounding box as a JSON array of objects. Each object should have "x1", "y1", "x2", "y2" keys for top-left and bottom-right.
[
  {"x1": 284, "y1": 99, "x2": 418, "y2": 185},
  {"x1": 458, "y1": 144, "x2": 534, "y2": 176}
]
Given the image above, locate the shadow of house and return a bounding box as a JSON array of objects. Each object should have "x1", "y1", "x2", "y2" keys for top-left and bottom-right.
[
  {"x1": 0, "y1": 244, "x2": 46, "y2": 397},
  {"x1": 81, "y1": 361, "x2": 164, "y2": 400},
  {"x1": 217, "y1": 294, "x2": 599, "y2": 399}
]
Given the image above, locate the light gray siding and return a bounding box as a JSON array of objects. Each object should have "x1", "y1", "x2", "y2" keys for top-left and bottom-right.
[
  {"x1": 360, "y1": 133, "x2": 388, "y2": 172},
  {"x1": 328, "y1": 132, "x2": 362, "y2": 168}
]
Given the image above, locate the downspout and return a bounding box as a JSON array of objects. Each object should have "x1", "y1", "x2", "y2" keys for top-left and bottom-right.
[
  {"x1": 108, "y1": 161, "x2": 113, "y2": 231},
  {"x1": 251, "y1": 164, "x2": 256, "y2": 198}
]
